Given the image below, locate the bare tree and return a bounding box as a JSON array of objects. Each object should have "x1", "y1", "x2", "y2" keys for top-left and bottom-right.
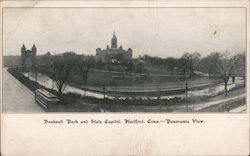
[
  {"x1": 77, "y1": 60, "x2": 91, "y2": 84},
  {"x1": 165, "y1": 57, "x2": 177, "y2": 75},
  {"x1": 198, "y1": 53, "x2": 220, "y2": 76},
  {"x1": 191, "y1": 52, "x2": 201, "y2": 75},
  {"x1": 214, "y1": 51, "x2": 242, "y2": 95},
  {"x1": 77, "y1": 55, "x2": 95, "y2": 84},
  {"x1": 178, "y1": 57, "x2": 188, "y2": 76},
  {"x1": 126, "y1": 60, "x2": 134, "y2": 73},
  {"x1": 180, "y1": 52, "x2": 201, "y2": 78},
  {"x1": 41, "y1": 51, "x2": 52, "y2": 65},
  {"x1": 135, "y1": 61, "x2": 144, "y2": 73},
  {"x1": 49, "y1": 52, "x2": 77, "y2": 94}
]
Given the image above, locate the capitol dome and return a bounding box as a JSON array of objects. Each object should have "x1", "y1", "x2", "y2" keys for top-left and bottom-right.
[{"x1": 111, "y1": 31, "x2": 117, "y2": 48}]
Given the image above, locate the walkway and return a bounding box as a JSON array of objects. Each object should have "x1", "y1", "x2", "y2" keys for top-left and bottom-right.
[{"x1": 3, "y1": 68, "x2": 44, "y2": 113}]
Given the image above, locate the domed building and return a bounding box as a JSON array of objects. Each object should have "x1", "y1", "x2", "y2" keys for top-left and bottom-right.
[{"x1": 96, "y1": 31, "x2": 132, "y2": 64}]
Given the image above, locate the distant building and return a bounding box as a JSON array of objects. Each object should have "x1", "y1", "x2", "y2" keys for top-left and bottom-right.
[
  {"x1": 21, "y1": 44, "x2": 37, "y2": 67},
  {"x1": 96, "y1": 31, "x2": 132, "y2": 64}
]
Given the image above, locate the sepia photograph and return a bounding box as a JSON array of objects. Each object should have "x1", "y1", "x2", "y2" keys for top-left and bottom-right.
[
  {"x1": 2, "y1": 7, "x2": 246, "y2": 113},
  {"x1": 1, "y1": 1, "x2": 249, "y2": 156}
]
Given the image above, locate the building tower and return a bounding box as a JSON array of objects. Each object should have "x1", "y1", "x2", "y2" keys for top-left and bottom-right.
[
  {"x1": 111, "y1": 31, "x2": 117, "y2": 49},
  {"x1": 21, "y1": 44, "x2": 26, "y2": 66},
  {"x1": 32, "y1": 44, "x2": 37, "y2": 53},
  {"x1": 31, "y1": 44, "x2": 37, "y2": 65},
  {"x1": 20, "y1": 44, "x2": 37, "y2": 70}
]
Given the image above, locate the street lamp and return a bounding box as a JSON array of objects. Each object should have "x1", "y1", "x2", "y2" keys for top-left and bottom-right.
[
  {"x1": 34, "y1": 64, "x2": 38, "y2": 88},
  {"x1": 158, "y1": 85, "x2": 162, "y2": 112},
  {"x1": 185, "y1": 78, "x2": 188, "y2": 112},
  {"x1": 102, "y1": 84, "x2": 106, "y2": 112},
  {"x1": 102, "y1": 84, "x2": 106, "y2": 99}
]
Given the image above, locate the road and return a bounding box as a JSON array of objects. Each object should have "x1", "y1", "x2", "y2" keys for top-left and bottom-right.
[
  {"x1": 3, "y1": 68, "x2": 44, "y2": 113},
  {"x1": 229, "y1": 105, "x2": 246, "y2": 113},
  {"x1": 193, "y1": 93, "x2": 246, "y2": 111}
]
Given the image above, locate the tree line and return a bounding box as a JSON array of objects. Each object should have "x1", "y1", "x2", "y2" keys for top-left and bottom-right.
[
  {"x1": 35, "y1": 51, "x2": 245, "y2": 95},
  {"x1": 137, "y1": 51, "x2": 245, "y2": 95}
]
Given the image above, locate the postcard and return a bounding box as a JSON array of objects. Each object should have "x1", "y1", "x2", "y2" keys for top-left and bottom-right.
[{"x1": 1, "y1": 0, "x2": 249, "y2": 155}]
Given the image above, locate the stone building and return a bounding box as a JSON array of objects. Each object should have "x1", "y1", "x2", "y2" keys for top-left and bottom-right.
[
  {"x1": 96, "y1": 32, "x2": 132, "y2": 64},
  {"x1": 21, "y1": 44, "x2": 37, "y2": 68}
]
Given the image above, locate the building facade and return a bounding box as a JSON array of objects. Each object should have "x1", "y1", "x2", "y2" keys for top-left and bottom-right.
[
  {"x1": 96, "y1": 32, "x2": 132, "y2": 64},
  {"x1": 21, "y1": 44, "x2": 37, "y2": 68}
]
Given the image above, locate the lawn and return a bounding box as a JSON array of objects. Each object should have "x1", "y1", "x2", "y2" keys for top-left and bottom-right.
[
  {"x1": 7, "y1": 67, "x2": 244, "y2": 112},
  {"x1": 71, "y1": 65, "x2": 221, "y2": 87}
]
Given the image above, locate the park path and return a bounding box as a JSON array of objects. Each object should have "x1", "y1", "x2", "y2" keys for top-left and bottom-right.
[
  {"x1": 192, "y1": 93, "x2": 246, "y2": 111},
  {"x1": 229, "y1": 105, "x2": 246, "y2": 113},
  {"x1": 3, "y1": 68, "x2": 43, "y2": 113}
]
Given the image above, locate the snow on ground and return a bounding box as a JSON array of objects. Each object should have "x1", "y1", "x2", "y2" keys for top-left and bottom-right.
[{"x1": 23, "y1": 72, "x2": 244, "y2": 100}]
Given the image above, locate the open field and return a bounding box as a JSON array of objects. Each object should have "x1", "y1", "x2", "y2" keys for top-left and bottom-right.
[
  {"x1": 23, "y1": 68, "x2": 224, "y2": 98},
  {"x1": 34, "y1": 63, "x2": 218, "y2": 87},
  {"x1": 74, "y1": 76, "x2": 222, "y2": 96},
  {"x1": 5, "y1": 67, "x2": 245, "y2": 113}
]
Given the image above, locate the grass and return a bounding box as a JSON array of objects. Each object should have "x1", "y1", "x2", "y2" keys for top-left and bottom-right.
[
  {"x1": 7, "y1": 67, "x2": 245, "y2": 112},
  {"x1": 71, "y1": 69, "x2": 185, "y2": 86},
  {"x1": 37, "y1": 63, "x2": 222, "y2": 88}
]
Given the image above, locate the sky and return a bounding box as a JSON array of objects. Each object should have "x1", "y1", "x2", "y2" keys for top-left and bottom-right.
[{"x1": 3, "y1": 8, "x2": 246, "y2": 58}]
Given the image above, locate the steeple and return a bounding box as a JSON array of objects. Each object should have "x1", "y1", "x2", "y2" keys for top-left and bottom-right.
[
  {"x1": 21, "y1": 44, "x2": 26, "y2": 53},
  {"x1": 21, "y1": 44, "x2": 26, "y2": 50},
  {"x1": 32, "y1": 44, "x2": 37, "y2": 53},
  {"x1": 111, "y1": 30, "x2": 117, "y2": 48},
  {"x1": 32, "y1": 44, "x2": 36, "y2": 50}
]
